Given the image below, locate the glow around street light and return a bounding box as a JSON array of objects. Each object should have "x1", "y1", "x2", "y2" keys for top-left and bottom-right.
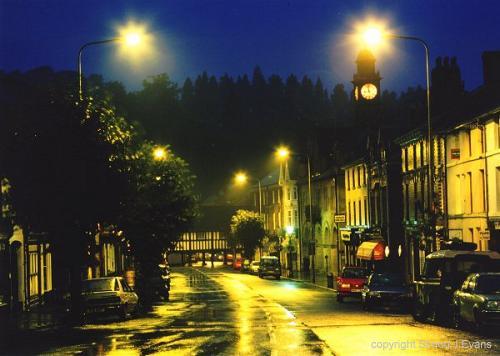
[
  {"x1": 363, "y1": 27, "x2": 383, "y2": 47},
  {"x1": 234, "y1": 172, "x2": 248, "y2": 186},
  {"x1": 153, "y1": 146, "x2": 167, "y2": 161},
  {"x1": 124, "y1": 32, "x2": 141, "y2": 47},
  {"x1": 276, "y1": 146, "x2": 290, "y2": 161},
  {"x1": 115, "y1": 20, "x2": 154, "y2": 64}
]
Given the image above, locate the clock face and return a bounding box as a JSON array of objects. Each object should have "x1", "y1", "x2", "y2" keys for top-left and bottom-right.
[{"x1": 360, "y1": 83, "x2": 378, "y2": 100}]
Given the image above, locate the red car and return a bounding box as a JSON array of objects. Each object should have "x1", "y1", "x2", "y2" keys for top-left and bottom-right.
[
  {"x1": 233, "y1": 257, "x2": 243, "y2": 270},
  {"x1": 336, "y1": 266, "x2": 369, "y2": 302}
]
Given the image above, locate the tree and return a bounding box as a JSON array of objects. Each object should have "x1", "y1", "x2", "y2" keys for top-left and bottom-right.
[
  {"x1": 120, "y1": 141, "x2": 197, "y2": 305},
  {"x1": 229, "y1": 210, "x2": 265, "y2": 259}
]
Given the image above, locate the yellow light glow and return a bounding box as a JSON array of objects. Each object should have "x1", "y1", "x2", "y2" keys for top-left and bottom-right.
[
  {"x1": 276, "y1": 146, "x2": 290, "y2": 161},
  {"x1": 124, "y1": 32, "x2": 140, "y2": 47},
  {"x1": 234, "y1": 172, "x2": 248, "y2": 185},
  {"x1": 115, "y1": 20, "x2": 155, "y2": 65},
  {"x1": 363, "y1": 28, "x2": 382, "y2": 47},
  {"x1": 152, "y1": 147, "x2": 167, "y2": 161}
]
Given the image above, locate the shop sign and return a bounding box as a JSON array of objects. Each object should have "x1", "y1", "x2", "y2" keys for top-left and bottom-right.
[
  {"x1": 334, "y1": 214, "x2": 346, "y2": 223},
  {"x1": 479, "y1": 231, "x2": 490, "y2": 240},
  {"x1": 450, "y1": 148, "x2": 460, "y2": 159}
]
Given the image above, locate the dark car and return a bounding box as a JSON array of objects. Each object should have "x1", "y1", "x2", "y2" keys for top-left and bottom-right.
[
  {"x1": 452, "y1": 272, "x2": 500, "y2": 330},
  {"x1": 361, "y1": 272, "x2": 412, "y2": 311},
  {"x1": 240, "y1": 259, "x2": 251, "y2": 273},
  {"x1": 413, "y1": 246, "x2": 500, "y2": 323},
  {"x1": 336, "y1": 266, "x2": 369, "y2": 302},
  {"x1": 258, "y1": 256, "x2": 281, "y2": 279},
  {"x1": 82, "y1": 277, "x2": 139, "y2": 320}
]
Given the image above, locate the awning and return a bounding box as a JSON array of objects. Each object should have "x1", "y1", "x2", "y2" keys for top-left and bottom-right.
[{"x1": 356, "y1": 241, "x2": 385, "y2": 261}]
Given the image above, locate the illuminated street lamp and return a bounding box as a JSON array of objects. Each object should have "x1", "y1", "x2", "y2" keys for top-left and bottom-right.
[
  {"x1": 234, "y1": 171, "x2": 262, "y2": 215},
  {"x1": 275, "y1": 146, "x2": 315, "y2": 282},
  {"x1": 152, "y1": 146, "x2": 167, "y2": 161},
  {"x1": 360, "y1": 25, "x2": 434, "y2": 247},
  {"x1": 77, "y1": 23, "x2": 148, "y2": 101}
]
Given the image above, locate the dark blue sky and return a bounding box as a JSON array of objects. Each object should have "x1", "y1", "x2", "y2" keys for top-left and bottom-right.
[{"x1": 1, "y1": 0, "x2": 499, "y2": 93}]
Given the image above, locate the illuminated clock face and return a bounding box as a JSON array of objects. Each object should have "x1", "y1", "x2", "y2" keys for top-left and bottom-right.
[{"x1": 360, "y1": 83, "x2": 378, "y2": 100}]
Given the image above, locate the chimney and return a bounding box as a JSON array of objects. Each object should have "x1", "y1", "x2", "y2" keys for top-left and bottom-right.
[{"x1": 482, "y1": 51, "x2": 500, "y2": 86}]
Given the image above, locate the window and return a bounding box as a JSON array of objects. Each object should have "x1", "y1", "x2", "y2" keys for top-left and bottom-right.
[
  {"x1": 480, "y1": 169, "x2": 485, "y2": 212},
  {"x1": 357, "y1": 167, "x2": 361, "y2": 187},
  {"x1": 287, "y1": 188, "x2": 291, "y2": 201},
  {"x1": 364, "y1": 198, "x2": 368, "y2": 225},
  {"x1": 467, "y1": 172, "x2": 472, "y2": 213},
  {"x1": 294, "y1": 210, "x2": 298, "y2": 226},
  {"x1": 358, "y1": 200, "x2": 362, "y2": 226},
  {"x1": 293, "y1": 187, "x2": 297, "y2": 200},
  {"x1": 497, "y1": 167, "x2": 500, "y2": 212},
  {"x1": 29, "y1": 250, "x2": 39, "y2": 297},
  {"x1": 288, "y1": 210, "x2": 292, "y2": 225},
  {"x1": 272, "y1": 190, "x2": 275, "y2": 203},
  {"x1": 347, "y1": 170, "x2": 350, "y2": 190},
  {"x1": 353, "y1": 201, "x2": 357, "y2": 226}
]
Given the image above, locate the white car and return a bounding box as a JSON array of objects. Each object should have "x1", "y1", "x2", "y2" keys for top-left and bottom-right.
[{"x1": 249, "y1": 261, "x2": 260, "y2": 274}]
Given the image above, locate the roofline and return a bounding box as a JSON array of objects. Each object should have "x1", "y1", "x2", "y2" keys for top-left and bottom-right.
[{"x1": 449, "y1": 105, "x2": 500, "y2": 133}]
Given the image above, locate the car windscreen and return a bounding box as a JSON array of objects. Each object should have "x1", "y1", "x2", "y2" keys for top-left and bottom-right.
[
  {"x1": 261, "y1": 258, "x2": 279, "y2": 266},
  {"x1": 82, "y1": 279, "x2": 114, "y2": 292},
  {"x1": 342, "y1": 268, "x2": 368, "y2": 278},
  {"x1": 476, "y1": 275, "x2": 500, "y2": 294},
  {"x1": 370, "y1": 274, "x2": 405, "y2": 287}
]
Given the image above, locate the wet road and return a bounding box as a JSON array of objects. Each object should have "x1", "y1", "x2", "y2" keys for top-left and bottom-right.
[{"x1": 5, "y1": 266, "x2": 499, "y2": 355}]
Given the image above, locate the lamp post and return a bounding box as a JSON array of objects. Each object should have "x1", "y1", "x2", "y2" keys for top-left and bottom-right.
[
  {"x1": 234, "y1": 172, "x2": 262, "y2": 215},
  {"x1": 362, "y1": 29, "x2": 433, "y2": 233},
  {"x1": 78, "y1": 38, "x2": 118, "y2": 101},
  {"x1": 77, "y1": 26, "x2": 145, "y2": 101},
  {"x1": 276, "y1": 147, "x2": 314, "y2": 282}
]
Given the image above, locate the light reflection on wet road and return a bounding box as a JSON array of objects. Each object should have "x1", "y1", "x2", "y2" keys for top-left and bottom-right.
[{"x1": 43, "y1": 267, "x2": 331, "y2": 355}]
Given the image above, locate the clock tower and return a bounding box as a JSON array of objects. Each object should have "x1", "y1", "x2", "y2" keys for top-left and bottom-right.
[{"x1": 352, "y1": 48, "x2": 382, "y2": 126}]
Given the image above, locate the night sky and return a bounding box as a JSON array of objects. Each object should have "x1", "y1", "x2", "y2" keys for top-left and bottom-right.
[{"x1": 1, "y1": 0, "x2": 499, "y2": 93}]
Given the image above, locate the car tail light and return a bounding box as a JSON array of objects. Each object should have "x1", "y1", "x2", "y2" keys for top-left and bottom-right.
[{"x1": 341, "y1": 283, "x2": 350, "y2": 288}]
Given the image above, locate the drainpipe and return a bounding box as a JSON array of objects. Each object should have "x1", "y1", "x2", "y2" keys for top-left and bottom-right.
[{"x1": 481, "y1": 123, "x2": 490, "y2": 250}]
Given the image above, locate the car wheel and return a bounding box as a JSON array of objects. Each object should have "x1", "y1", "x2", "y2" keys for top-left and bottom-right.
[
  {"x1": 452, "y1": 306, "x2": 462, "y2": 329},
  {"x1": 119, "y1": 304, "x2": 127, "y2": 320},
  {"x1": 412, "y1": 300, "x2": 428, "y2": 322},
  {"x1": 337, "y1": 294, "x2": 343, "y2": 303},
  {"x1": 473, "y1": 309, "x2": 484, "y2": 333}
]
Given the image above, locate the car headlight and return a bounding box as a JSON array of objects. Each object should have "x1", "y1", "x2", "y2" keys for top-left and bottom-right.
[
  {"x1": 486, "y1": 301, "x2": 500, "y2": 310},
  {"x1": 341, "y1": 283, "x2": 350, "y2": 288},
  {"x1": 369, "y1": 291, "x2": 381, "y2": 297}
]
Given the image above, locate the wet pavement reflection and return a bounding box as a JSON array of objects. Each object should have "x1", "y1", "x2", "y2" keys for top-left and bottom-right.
[{"x1": 36, "y1": 267, "x2": 331, "y2": 355}]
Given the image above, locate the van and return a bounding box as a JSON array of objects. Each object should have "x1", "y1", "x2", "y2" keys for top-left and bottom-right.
[{"x1": 413, "y1": 243, "x2": 500, "y2": 323}]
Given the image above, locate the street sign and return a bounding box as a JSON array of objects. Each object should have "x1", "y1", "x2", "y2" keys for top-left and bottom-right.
[{"x1": 334, "y1": 214, "x2": 346, "y2": 223}]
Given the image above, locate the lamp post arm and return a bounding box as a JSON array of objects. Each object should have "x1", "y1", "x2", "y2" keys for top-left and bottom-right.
[
  {"x1": 389, "y1": 34, "x2": 433, "y2": 227},
  {"x1": 78, "y1": 38, "x2": 119, "y2": 101}
]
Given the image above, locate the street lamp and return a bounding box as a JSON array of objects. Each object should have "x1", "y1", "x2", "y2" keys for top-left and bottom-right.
[
  {"x1": 234, "y1": 171, "x2": 262, "y2": 215},
  {"x1": 152, "y1": 146, "x2": 168, "y2": 161},
  {"x1": 77, "y1": 23, "x2": 147, "y2": 101},
  {"x1": 360, "y1": 26, "x2": 434, "y2": 246},
  {"x1": 276, "y1": 147, "x2": 315, "y2": 282}
]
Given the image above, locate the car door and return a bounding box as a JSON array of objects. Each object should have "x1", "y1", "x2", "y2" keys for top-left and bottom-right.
[{"x1": 122, "y1": 279, "x2": 138, "y2": 309}]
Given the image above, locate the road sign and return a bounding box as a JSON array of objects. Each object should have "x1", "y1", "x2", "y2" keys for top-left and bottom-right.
[{"x1": 334, "y1": 214, "x2": 346, "y2": 223}]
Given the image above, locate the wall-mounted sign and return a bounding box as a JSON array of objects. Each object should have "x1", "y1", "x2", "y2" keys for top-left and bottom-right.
[
  {"x1": 450, "y1": 148, "x2": 460, "y2": 159},
  {"x1": 334, "y1": 214, "x2": 346, "y2": 223},
  {"x1": 479, "y1": 231, "x2": 490, "y2": 240}
]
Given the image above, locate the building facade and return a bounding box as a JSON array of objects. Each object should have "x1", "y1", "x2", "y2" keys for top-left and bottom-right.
[{"x1": 446, "y1": 106, "x2": 500, "y2": 252}]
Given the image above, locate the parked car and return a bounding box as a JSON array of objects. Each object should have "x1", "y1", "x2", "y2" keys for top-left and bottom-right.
[
  {"x1": 361, "y1": 272, "x2": 412, "y2": 311},
  {"x1": 413, "y1": 244, "x2": 500, "y2": 323},
  {"x1": 241, "y1": 259, "x2": 251, "y2": 273},
  {"x1": 82, "y1": 277, "x2": 139, "y2": 320},
  {"x1": 452, "y1": 272, "x2": 500, "y2": 330},
  {"x1": 249, "y1": 261, "x2": 260, "y2": 275},
  {"x1": 258, "y1": 256, "x2": 281, "y2": 279},
  {"x1": 336, "y1": 266, "x2": 369, "y2": 302},
  {"x1": 233, "y1": 257, "x2": 243, "y2": 270}
]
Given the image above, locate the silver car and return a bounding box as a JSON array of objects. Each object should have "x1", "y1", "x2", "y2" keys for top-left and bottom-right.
[
  {"x1": 82, "y1": 277, "x2": 139, "y2": 320},
  {"x1": 452, "y1": 272, "x2": 500, "y2": 330}
]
